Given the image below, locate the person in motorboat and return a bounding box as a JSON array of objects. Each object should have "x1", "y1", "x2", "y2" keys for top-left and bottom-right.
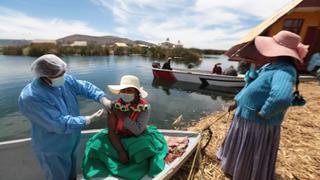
[
  {"x1": 212, "y1": 63, "x2": 222, "y2": 74},
  {"x1": 222, "y1": 65, "x2": 238, "y2": 76},
  {"x1": 162, "y1": 57, "x2": 173, "y2": 70},
  {"x1": 82, "y1": 75, "x2": 168, "y2": 180},
  {"x1": 18, "y1": 54, "x2": 112, "y2": 180},
  {"x1": 307, "y1": 52, "x2": 320, "y2": 75},
  {"x1": 307, "y1": 52, "x2": 320, "y2": 82}
]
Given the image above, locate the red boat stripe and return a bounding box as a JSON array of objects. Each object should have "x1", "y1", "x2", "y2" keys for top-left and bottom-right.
[{"x1": 153, "y1": 69, "x2": 176, "y2": 81}]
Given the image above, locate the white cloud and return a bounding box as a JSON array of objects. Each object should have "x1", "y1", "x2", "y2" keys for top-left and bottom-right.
[
  {"x1": 1, "y1": 0, "x2": 294, "y2": 49},
  {"x1": 0, "y1": 6, "x2": 108, "y2": 40},
  {"x1": 93, "y1": 0, "x2": 293, "y2": 49},
  {"x1": 194, "y1": 0, "x2": 291, "y2": 19}
]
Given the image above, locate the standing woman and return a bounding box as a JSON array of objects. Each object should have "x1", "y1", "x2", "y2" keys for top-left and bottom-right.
[{"x1": 217, "y1": 31, "x2": 309, "y2": 180}]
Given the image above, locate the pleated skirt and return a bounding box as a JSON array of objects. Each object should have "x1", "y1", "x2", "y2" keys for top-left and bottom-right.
[{"x1": 217, "y1": 116, "x2": 281, "y2": 180}]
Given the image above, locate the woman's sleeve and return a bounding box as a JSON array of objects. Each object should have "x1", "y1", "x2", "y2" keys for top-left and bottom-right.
[
  {"x1": 259, "y1": 68, "x2": 296, "y2": 119},
  {"x1": 234, "y1": 87, "x2": 246, "y2": 102},
  {"x1": 123, "y1": 105, "x2": 151, "y2": 136}
]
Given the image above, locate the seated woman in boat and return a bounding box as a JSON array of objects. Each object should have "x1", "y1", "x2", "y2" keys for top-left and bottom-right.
[
  {"x1": 212, "y1": 63, "x2": 222, "y2": 74},
  {"x1": 222, "y1": 65, "x2": 238, "y2": 76},
  {"x1": 82, "y1": 75, "x2": 168, "y2": 180}
]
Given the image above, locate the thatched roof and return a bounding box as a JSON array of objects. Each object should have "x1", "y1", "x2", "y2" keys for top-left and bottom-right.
[{"x1": 225, "y1": 0, "x2": 304, "y2": 61}]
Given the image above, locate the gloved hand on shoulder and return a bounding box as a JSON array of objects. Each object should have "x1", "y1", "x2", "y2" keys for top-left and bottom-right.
[{"x1": 100, "y1": 97, "x2": 112, "y2": 110}]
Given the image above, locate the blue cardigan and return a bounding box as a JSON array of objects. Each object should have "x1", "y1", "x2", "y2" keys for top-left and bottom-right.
[{"x1": 234, "y1": 61, "x2": 297, "y2": 126}]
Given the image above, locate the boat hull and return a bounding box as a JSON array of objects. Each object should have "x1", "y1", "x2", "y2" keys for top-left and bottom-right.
[
  {"x1": 152, "y1": 68, "x2": 246, "y2": 88},
  {"x1": 0, "y1": 129, "x2": 200, "y2": 180},
  {"x1": 152, "y1": 68, "x2": 316, "y2": 88}
]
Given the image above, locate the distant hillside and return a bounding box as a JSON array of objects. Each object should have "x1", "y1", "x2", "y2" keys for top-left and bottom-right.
[
  {"x1": 56, "y1": 34, "x2": 156, "y2": 47},
  {"x1": 134, "y1": 40, "x2": 156, "y2": 47},
  {"x1": 0, "y1": 39, "x2": 31, "y2": 47}
]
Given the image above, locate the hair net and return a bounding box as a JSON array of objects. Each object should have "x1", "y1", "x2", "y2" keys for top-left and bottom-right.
[{"x1": 31, "y1": 54, "x2": 67, "y2": 77}]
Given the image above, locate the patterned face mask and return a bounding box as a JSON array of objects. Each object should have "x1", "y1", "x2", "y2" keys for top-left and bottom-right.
[{"x1": 119, "y1": 93, "x2": 135, "y2": 103}]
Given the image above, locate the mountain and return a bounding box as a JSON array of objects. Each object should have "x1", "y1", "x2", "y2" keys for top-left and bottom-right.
[
  {"x1": 0, "y1": 35, "x2": 156, "y2": 47},
  {"x1": 56, "y1": 34, "x2": 156, "y2": 47},
  {"x1": 0, "y1": 39, "x2": 31, "y2": 47},
  {"x1": 134, "y1": 40, "x2": 156, "y2": 47}
]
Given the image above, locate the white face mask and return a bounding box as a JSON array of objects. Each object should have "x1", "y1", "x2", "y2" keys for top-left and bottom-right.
[
  {"x1": 119, "y1": 93, "x2": 135, "y2": 103},
  {"x1": 50, "y1": 75, "x2": 65, "y2": 87}
]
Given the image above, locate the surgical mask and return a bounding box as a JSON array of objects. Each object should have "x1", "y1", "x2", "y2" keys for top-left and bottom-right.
[
  {"x1": 50, "y1": 75, "x2": 65, "y2": 87},
  {"x1": 120, "y1": 93, "x2": 135, "y2": 103}
]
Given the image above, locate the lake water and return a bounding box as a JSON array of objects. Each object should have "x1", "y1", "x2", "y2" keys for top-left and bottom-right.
[{"x1": 0, "y1": 55, "x2": 238, "y2": 141}]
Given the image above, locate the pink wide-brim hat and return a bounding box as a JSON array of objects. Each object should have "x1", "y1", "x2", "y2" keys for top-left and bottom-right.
[{"x1": 254, "y1": 30, "x2": 309, "y2": 63}]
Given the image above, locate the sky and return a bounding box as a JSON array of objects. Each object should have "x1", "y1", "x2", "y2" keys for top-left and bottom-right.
[{"x1": 0, "y1": 0, "x2": 293, "y2": 49}]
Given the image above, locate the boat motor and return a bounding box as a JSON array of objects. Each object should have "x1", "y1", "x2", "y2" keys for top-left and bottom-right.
[{"x1": 152, "y1": 61, "x2": 161, "y2": 68}]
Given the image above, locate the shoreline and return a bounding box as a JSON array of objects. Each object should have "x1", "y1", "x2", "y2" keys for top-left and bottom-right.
[{"x1": 175, "y1": 81, "x2": 320, "y2": 179}]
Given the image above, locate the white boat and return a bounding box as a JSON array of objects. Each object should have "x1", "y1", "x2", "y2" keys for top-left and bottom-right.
[
  {"x1": 152, "y1": 68, "x2": 246, "y2": 88},
  {"x1": 152, "y1": 78, "x2": 241, "y2": 95},
  {"x1": 0, "y1": 129, "x2": 201, "y2": 180},
  {"x1": 152, "y1": 67, "x2": 316, "y2": 88}
]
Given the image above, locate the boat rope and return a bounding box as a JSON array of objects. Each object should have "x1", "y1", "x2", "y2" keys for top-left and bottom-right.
[
  {"x1": 187, "y1": 134, "x2": 202, "y2": 180},
  {"x1": 200, "y1": 112, "x2": 230, "y2": 151},
  {"x1": 187, "y1": 111, "x2": 232, "y2": 180}
]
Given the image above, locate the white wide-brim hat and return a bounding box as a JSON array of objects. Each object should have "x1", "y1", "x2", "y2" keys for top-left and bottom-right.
[{"x1": 108, "y1": 75, "x2": 148, "y2": 98}]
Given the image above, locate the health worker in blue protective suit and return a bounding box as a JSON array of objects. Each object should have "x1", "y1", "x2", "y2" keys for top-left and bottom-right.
[{"x1": 18, "y1": 54, "x2": 112, "y2": 180}]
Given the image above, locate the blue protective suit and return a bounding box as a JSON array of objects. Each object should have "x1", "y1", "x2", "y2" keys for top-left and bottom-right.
[{"x1": 18, "y1": 74, "x2": 106, "y2": 180}]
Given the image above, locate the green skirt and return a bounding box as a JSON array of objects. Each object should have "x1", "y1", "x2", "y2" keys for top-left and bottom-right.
[{"x1": 82, "y1": 126, "x2": 168, "y2": 180}]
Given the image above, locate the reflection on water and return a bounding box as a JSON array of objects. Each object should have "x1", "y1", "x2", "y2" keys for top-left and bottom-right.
[
  {"x1": 151, "y1": 78, "x2": 240, "y2": 98},
  {"x1": 0, "y1": 55, "x2": 239, "y2": 141}
]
